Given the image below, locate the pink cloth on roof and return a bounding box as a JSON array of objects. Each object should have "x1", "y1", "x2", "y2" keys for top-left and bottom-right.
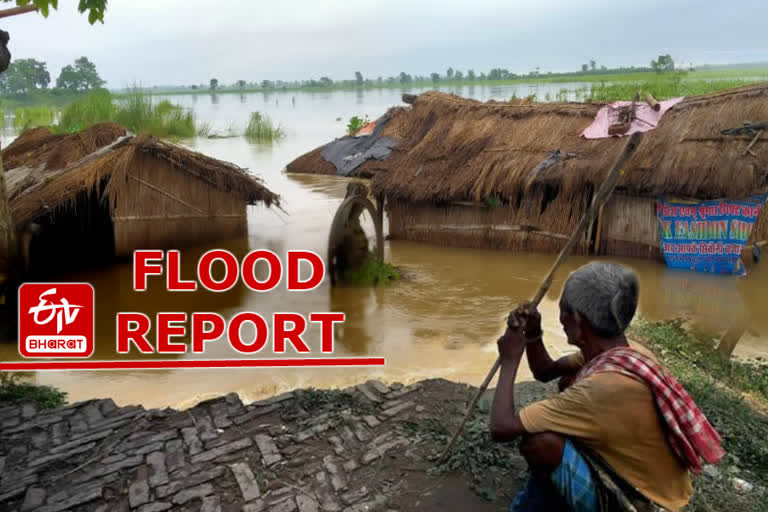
[{"x1": 581, "y1": 97, "x2": 685, "y2": 139}]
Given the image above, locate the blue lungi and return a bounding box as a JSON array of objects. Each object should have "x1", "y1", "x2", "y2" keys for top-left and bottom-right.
[{"x1": 511, "y1": 439, "x2": 598, "y2": 512}]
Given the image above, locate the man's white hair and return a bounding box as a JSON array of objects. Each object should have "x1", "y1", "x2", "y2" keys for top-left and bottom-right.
[{"x1": 559, "y1": 262, "x2": 639, "y2": 338}]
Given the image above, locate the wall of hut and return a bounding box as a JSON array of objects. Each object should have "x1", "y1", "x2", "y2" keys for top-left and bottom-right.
[
  {"x1": 387, "y1": 192, "x2": 768, "y2": 263},
  {"x1": 596, "y1": 194, "x2": 662, "y2": 260},
  {"x1": 386, "y1": 187, "x2": 593, "y2": 254},
  {"x1": 112, "y1": 153, "x2": 247, "y2": 257}
]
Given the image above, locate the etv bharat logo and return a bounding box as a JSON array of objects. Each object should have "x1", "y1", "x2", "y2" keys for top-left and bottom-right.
[{"x1": 18, "y1": 283, "x2": 95, "y2": 358}]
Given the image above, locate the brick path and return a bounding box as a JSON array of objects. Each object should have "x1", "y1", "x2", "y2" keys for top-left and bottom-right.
[{"x1": 0, "y1": 380, "x2": 443, "y2": 512}]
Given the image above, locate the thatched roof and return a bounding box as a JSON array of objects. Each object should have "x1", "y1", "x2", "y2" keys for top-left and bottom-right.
[
  {"x1": 3, "y1": 123, "x2": 280, "y2": 228},
  {"x1": 288, "y1": 84, "x2": 768, "y2": 203}
]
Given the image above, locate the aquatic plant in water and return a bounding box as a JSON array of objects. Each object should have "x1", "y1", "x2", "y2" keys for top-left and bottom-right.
[
  {"x1": 13, "y1": 105, "x2": 58, "y2": 130},
  {"x1": 55, "y1": 88, "x2": 196, "y2": 139},
  {"x1": 244, "y1": 111, "x2": 285, "y2": 141},
  {"x1": 342, "y1": 252, "x2": 400, "y2": 286}
]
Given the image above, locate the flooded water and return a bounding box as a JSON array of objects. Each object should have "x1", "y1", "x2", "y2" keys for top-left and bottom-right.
[{"x1": 2, "y1": 85, "x2": 767, "y2": 408}]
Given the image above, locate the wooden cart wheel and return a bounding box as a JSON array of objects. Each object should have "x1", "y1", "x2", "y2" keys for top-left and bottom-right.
[{"x1": 327, "y1": 194, "x2": 384, "y2": 286}]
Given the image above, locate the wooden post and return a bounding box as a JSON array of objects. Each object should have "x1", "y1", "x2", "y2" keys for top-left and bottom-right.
[{"x1": 594, "y1": 203, "x2": 606, "y2": 255}]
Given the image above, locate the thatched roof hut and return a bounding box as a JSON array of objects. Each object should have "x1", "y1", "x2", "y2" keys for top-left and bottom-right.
[
  {"x1": 1, "y1": 123, "x2": 279, "y2": 273},
  {"x1": 287, "y1": 85, "x2": 768, "y2": 260}
]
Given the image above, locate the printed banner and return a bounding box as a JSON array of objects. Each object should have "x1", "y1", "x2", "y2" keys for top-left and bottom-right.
[{"x1": 657, "y1": 194, "x2": 767, "y2": 275}]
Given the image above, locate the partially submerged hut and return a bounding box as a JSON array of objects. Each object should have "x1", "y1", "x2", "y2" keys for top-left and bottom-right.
[
  {"x1": 287, "y1": 86, "x2": 768, "y2": 261},
  {"x1": 1, "y1": 123, "x2": 279, "y2": 273}
]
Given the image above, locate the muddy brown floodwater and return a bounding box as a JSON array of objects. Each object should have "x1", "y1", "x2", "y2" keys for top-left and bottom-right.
[{"x1": 2, "y1": 87, "x2": 767, "y2": 408}]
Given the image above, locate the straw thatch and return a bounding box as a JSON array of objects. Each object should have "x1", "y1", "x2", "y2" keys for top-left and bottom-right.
[
  {"x1": 287, "y1": 85, "x2": 768, "y2": 202},
  {"x1": 287, "y1": 85, "x2": 768, "y2": 258},
  {"x1": 3, "y1": 123, "x2": 279, "y2": 230},
  {"x1": 369, "y1": 86, "x2": 768, "y2": 202}
]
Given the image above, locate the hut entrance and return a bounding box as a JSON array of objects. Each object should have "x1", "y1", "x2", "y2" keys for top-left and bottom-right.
[{"x1": 26, "y1": 180, "x2": 115, "y2": 277}]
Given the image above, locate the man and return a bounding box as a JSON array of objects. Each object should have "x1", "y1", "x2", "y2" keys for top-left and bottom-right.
[{"x1": 490, "y1": 262, "x2": 724, "y2": 512}]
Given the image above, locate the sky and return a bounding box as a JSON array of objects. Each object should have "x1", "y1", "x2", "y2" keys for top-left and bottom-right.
[{"x1": 2, "y1": 0, "x2": 768, "y2": 88}]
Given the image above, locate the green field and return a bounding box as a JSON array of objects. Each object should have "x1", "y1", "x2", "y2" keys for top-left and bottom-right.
[
  {"x1": 3, "y1": 68, "x2": 768, "y2": 125},
  {"x1": 143, "y1": 68, "x2": 768, "y2": 102}
]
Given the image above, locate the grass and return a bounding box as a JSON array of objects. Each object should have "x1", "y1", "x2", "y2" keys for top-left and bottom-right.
[
  {"x1": 13, "y1": 105, "x2": 58, "y2": 130},
  {"x1": 0, "y1": 373, "x2": 67, "y2": 409},
  {"x1": 57, "y1": 89, "x2": 115, "y2": 133},
  {"x1": 630, "y1": 319, "x2": 768, "y2": 511},
  {"x1": 244, "y1": 111, "x2": 285, "y2": 141},
  {"x1": 342, "y1": 252, "x2": 400, "y2": 286},
  {"x1": 584, "y1": 74, "x2": 759, "y2": 101},
  {"x1": 55, "y1": 88, "x2": 196, "y2": 139},
  {"x1": 347, "y1": 115, "x2": 370, "y2": 135}
]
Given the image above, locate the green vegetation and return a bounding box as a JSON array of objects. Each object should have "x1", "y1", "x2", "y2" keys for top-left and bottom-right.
[
  {"x1": 631, "y1": 318, "x2": 768, "y2": 405},
  {"x1": 1, "y1": 56, "x2": 105, "y2": 98},
  {"x1": 244, "y1": 111, "x2": 285, "y2": 141},
  {"x1": 57, "y1": 88, "x2": 114, "y2": 132},
  {"x1": 346, "y1": 114, "x2": 369, "y2": 135},
  {"x1": 4, "y1": 0, "x2": 107, "y2": 24},
  {"x1": 630, "y1": 319, "x2": 768, "y2": 511},
  {"x1": 13, "y1": 104, "x2": 57, "y2": 129},
  {"x1": 342, "y1": 252, "x2": 400, "y2": 286},
  {"x1": 55, "y1": 88, "x2": 196, "y2": 139},
  {"x1": 115, "y1": 92, "x2": 196, "y2": 138},
  {"x1": 0, "y1": 373, "x2": 67, "y2": 409}
]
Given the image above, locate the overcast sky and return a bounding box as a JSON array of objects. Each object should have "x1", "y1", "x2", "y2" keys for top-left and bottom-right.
[{"x1": 3, "y1": 0, "x2": 767, "y2": 88}]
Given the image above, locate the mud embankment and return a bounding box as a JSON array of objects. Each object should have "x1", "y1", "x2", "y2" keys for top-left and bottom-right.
[{"x1": 0, "y1": 379, "x2": 556, "y2": 512}]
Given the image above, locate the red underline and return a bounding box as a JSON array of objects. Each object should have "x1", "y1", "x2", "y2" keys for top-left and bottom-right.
[{"x1": 0, "y1": 358, "x2": 386, "y2": 371}]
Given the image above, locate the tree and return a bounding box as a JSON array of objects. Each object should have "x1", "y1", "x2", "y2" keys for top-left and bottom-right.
[
  {"x1": 354, "y1": 71, "x2": 363, "y2": 86},
  {"x1": 581, "y1": 63, "x2": 589, "y2": 73},
  {"x1": 651, "y1": 54, "x2": 675, "y2": 73},
  {"x1": 0, "y1": 58, "x2": 49, "y2": 94},
  {"x1": 467, "y1": 69, "x2": 476, "y2": 80},
  {"x1": 398, "y1": 72, "x2": 412, "y2": 84},
  {"x1": 54, "y1": 57, "x2": 104, "y2": 91},
  {"x1": 454, "y1": 70, "x2": 463, "y2": 80},
  {"x1": 446, "y1": 67, "x2": 454, "y2": 80},
  {"x1": 209, "y1": 78, "x2": 218, "y2": 91},
  {"x1": 430, "y1": 72, "x2": 440, "y2": 84},
  {"x1": 590, "y1": 59, "x2": 596, "y2": 71},
  {"x1": 237, "y1": 80, "x2": 246, "y2": 89},
  {"x1": 261, "y1": 80, "x2": 274, "y2": 89},
  {"x1": 1, "y1": 0, "x2": 107, "y2": 24}
]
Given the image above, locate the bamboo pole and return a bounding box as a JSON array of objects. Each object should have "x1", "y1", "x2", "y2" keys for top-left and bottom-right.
[
  {"x1": 437, "y1": 132, "x2": 643, "y2": 463},
  {"x1": 594, "y1": 203, "x2": 606, "y2": 255}
]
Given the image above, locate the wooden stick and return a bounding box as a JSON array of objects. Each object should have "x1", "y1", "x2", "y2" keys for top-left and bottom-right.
[
  {"x1": 646, "y1": 93, "x2": 661, "y2": 112},
  {"x1": 743, "y1": 129, "x2": 764, "y2": 156},
  {"x1": 437, "y1": 132, "x2": 643, "y2": 463},
  {"x1": 594, "y1": 203, "x2": 606, "y2": 255}
]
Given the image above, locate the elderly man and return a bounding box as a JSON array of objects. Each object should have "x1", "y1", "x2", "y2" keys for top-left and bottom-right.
[{"x1": 490, "y1": 262, "x2": 723, "y2": 512}]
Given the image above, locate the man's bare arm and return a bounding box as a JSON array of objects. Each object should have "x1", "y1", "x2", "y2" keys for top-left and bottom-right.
[
  {"x1": 526, "y1": 340, "x2": 579, "y2": 383},
  {"x1": 490, "y1": 323, "x2": 529, "y2": 442}
]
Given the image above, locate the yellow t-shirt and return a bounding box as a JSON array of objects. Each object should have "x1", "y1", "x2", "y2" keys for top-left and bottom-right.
[{"x1": 519, "y1": 344, "x2": 693, "y2": 512}]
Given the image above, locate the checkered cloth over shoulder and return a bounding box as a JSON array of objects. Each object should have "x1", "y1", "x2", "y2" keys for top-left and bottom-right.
[{"x1": 575, "y1": 346, "x2": 724, "y2": 473}]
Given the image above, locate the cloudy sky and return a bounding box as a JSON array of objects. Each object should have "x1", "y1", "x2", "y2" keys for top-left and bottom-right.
[{"x1": 3, "y1": 0, "x2": 767, "y2": 88}]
